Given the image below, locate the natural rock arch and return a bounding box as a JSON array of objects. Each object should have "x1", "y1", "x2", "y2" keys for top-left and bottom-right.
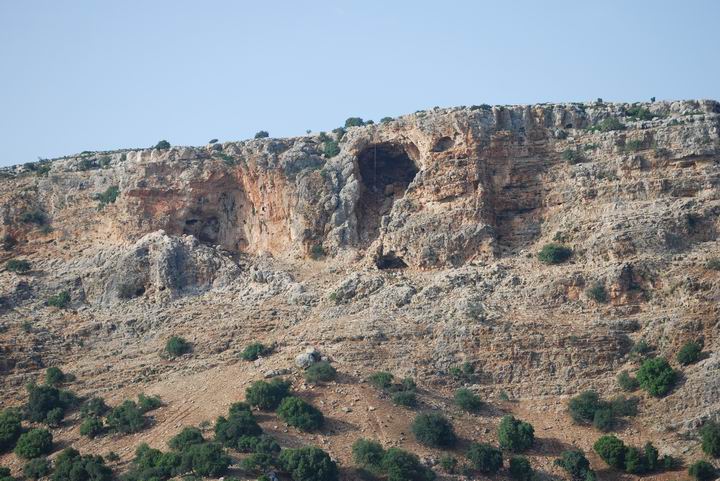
[{"x1": 355, "y1": 142, "x2": 419, "y2": 246}]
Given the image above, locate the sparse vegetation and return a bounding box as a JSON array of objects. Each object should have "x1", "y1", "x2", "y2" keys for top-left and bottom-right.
[
  {"x1": 706, "y1": 258, "x2": 720, "y2": 270},
  {"x1": 509, "y1": 456, "x2": 534, "y2": 481},
  {"x1": 700, "y1": 421, "x2": 720, "y2": 457},
  {"x1": 94, "y1": 186, "x2": 120, "y2": 208},
  {"x1": 391, "y1": 390, "x2": 417, "y2": 408},
  {"x1": 277, "y1": 396, "x2": 324, "y2": 431},
  {"x1": 5, "y1": 259, "x2": 31, "y2": 274},
  {"x1": 368, "y1": 371, "x2": 394, "y2": 390},
  {"x1": 467, "y1": 443, "x2": 503, "y2": 474},
  {"x1": 586, "y1": 282, "x2": 608, "y2": 303},
  {"x1": 411, "y1": 412, "x2": 456, "y2": 448},
  {"x1": 588, "y1": 117, "x2": 626, "y2": 132},
  {"x1": 245, "y1": 379, "x2": 291, "y2": 410},
  {"x1": 617, "y1": 371, "x2": 639, "y2": 391},
  {"x1": 20, "y1": 209, "x2": 47, "y2": 225},
  {"x1": 241, "y1": 342, "x2": 269, "y2": 361},
  {"x1": 636, "y1": 357, "x2": 677, "y2": 397},
  {"x1": 498, "y1": 415, "x2": 535, "y2": 452},
  {"x1": 677, "y1": 340, "x2": 703, "y2": 365},
  {"x1": 562, "y1": 148, "x2": 585, "y2": 164},
  {"x1": 626, "y1": 106, "x2": 657, "y2": 121},
  {"x1": 46, "y1": 290, "x2": 70, "y2": 308},
  {"x1": 305, "y1": 361, "x2": 337, "y2": 383},
  {"x1": 165, "y1": 336, "x2": 192, "y2": 357},
  {"x1": 538, "y1": 243, "x2": 572, "y2": 264},
  {"x1": 449, "y1": 361, "x2": 476, "y2": 382}
]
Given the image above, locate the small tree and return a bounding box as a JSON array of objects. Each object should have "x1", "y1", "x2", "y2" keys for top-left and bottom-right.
[
  {"x1": 689, "y1": 460, "x2": 717, "y2": 481},
  {"x1": 23, "y1": 457, "x2": 51, "y2": 480},
  {"x1": 555, "y1": 451, "x2": 595, "y2": 481},
  {"x1": 636, "y1": 357, "x2": 676, "y2": 397},
  {"x1": 169, "y1": 427, "x2": 205, "y2": 451},
  {"x1": 81, "y1": 397, "x2": 109, "y2": 418},
  {"x1": 165, "y1": 336, "x2": 191, "y2": 357},
  {"x1": 214, "y1": 411, "x2": 262, "y2": 447},
  {"x1": 80, "y1": 416, "x2": 104, "y2": 438},
  {"x1": 538, "y1": 243, "x2": 572, "y2": 264},
  {"x1": 467, "y1": 443, "x2": 503, "y2": 473},
  {"x1": 411, "y1": 413, "x2": 456, "y2": 447},
  {"x1": 586, "y1": 283, "x2": 608, "y2": 303},
  {"x1": 509, "y1": 456, "x2": 533, "y2": 481},
  {"x1": 106, "y1": 400, "x2": 146, "y2": 434},
  {"x1": 677, "y1": 340, "x2": 703, "y2": 365},
  {"x1": 344, "y1": 117, "x2": 365, "y2": 128},
  {"x1": 137, "y1": 393, "x2": 161, "y2": 413},
  {"x1": 155, "y1": 140, "x2": 171, "y2": 149},
  {"x1": 14, "y1": 428, "x2": 53, "y2": 459},
  {"x1": 352, "y1": 438, "x2": 385, "y2": 472},
  {"x1": 305, "y1": 361, "x2": 337, "y2": 383},
  {"x1": 178, "y1": 442, "x2": 230, "y2": 477},
  {"x1": 454, "y1": 388, "x2": 482, "y2": 412},
  {"x1": 0, "y1": 409, "x2": 22, "y2": 452},
  {"x1": 278, "y1": 447, "x2": 339, "y2": 481},
  {"x1": 382, "y1": 448, "x2": 435, "y2": 481},
  {"x1": 254, "y1": 131, "x2": 269, "y2": 139},
  {"x1": 245, "y1": 379, "x2": 291, "y2": 410},
  {"x1": 498, "y1": 415, "x2": 534, "y2": 452},
  {"x1": 569, "y1": 390, "x2": 605, "y2": 424},
  {"x1": 53, "y1": 448, "x2": 112, "y2": 481},
  {"x1": 593, "y1": 435, "x2": 626, "y2": 469},
  {"x1": 277, "y1": 396, "x2": 324, "y2": 431},
  {"x1": 700, "y1": 421, "x2": 720, "y2": 457},
  {"x1": 45, "y1": 367, "x2": 69, "y2": 386}
]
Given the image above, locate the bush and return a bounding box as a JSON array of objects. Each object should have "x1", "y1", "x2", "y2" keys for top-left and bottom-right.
[
  {"x1": 630, "y1": 339, "x2": 653, "y2": 359},
  {"x1": 106, "y1": 400, "x2": 145, "y2": 434},
  {"x1": 0, "y1": 467, "x2": 13, "y2": 481},
  {"x1": 138, "y1": 393, "x2": 162, "y2": 413},
  {"x1": 439, "y1": 455, "x2": 457, "y2": 473},
  {"x1": 125, "y1": 443, "x2": 181, "y2": 481},
  {"x1": 449, "y1": 361, "x2": 475, "y2": 382},
  {"x1": 391, "y1": 391, "x2": 417, "y2": 408},
  {"x1": 344, "y1": 117, "x2": 365, "y2": 128},
  {"x1": 454, "y1": 388, "x2": 482, "y2": 412},
  {"x1": 81, "y1": 397, "x2": 109, "y2": 419},
  {"x1": 509, "y1": 456, "x2": 533, "y2": 481},
  {"x1": 228, "y1": 401, "x2": 252, "y2": 417},
  {"x1": 53, "y1": 448, "x2": 112, "y2": 481},
  {"x1": 380, "y1": 117, "x2": 393, "y2": 124},
  {"x1": 569, "y1": 390, "x2": 609, "y2": 425},
  {"x1": 706, "y1": 258, "x2": 720, "y2": 270},
  {"x1": 538, "y1": 243, "x2": 572, "y2": 264},
  {"x1": 625, "y1": 106, "x2": 656, "y2": 121},
  {"x1": 636, "y1": 357, "x2": 677, "y2": 397},
  {"x1": 592, "y1": 117, "x2": 626, "y2": 132},
  {"x1": 278, "y1": 446, "x2": 339, "y2": 481},
  {"x1": 23, "y1": 457, "x2": 51, "y2": 480},
  {"x1": 624, "y1": 446, "x2": 647, "y2": 474},
  {"x1": 617, "y1": 371, "x2": 639, "y2": 391},
  {"x1": 322, "y1": 140, "x2": 340, "y2": 158},
  {"x1": 214, "y1": 411, "x2": 262, "y2": 447},
  {"x1": 555, "y1": 451, "x2": 595, "y2": 481},
  {"x1": 368, "y1": 371, "x2": 394, "y2": 390},
  {"x1": 305, "y1": 361, "x2": 337, "y2": 383},
  {"x1": 277, "y1": 396, "x2": 324, "y2": 431},
  {"x1": 165, "y1": 336, "x2": 191, "y2": 357},
  {"x1": 155, "y1": 140, "x2": 171, "y2": 149},
  {"x1": 14, "y1": 428, "x2": 53, "y2": 459},
  {"x1": 80, "y1": 416, "x2": 104, "y2": 438},
  {"x1": 25, "y1": 384, "x2": 74, "y2": 423},
  {"x1": 46, "y1": 290, "x2": 70, "y2": 308},
  {"x1": 169, "y1": 427, "x2": 205, "y2": 451},
  {"x1": 20, "y1": 209, "x2": 47, "y2": 225},
  {"x1": 412, "y1": 413, "x2": 456, "y2": 447},
  {"x1": 241, "y1": 342, "x2": 269, "y2": 361},
  {"x1": 609, "y1": 395, "x2": 638, "y2": 417},
  {"x1": 245, "y1": 379, "x2": 291, "y2": 410},
  {"x1": 44, "y1": 367, "x2": 70, "y2": 386},
  {"x1": 254, "y1": 131, "x2": 269, "y2": 139},
  {"x1": 592, "y1": 408, "x2": 615, "y2": 432},
  {"x1": 94, "y1": 186, "x2": 120, "y2": 208},
  {"x1": 6, "y1": 259, "x2": 31, "y2": 274},
  {"x1": 467, "y1": 443, "x2": 503, "y2": 473},
  {"x1": 593, "y1": 435, "x2": 626, "y2": 469},
  {"x1": 701, "y1": 421, "x2": 720, "y2": 457},
  {"x1": 498, "y1": 415, "x2": 535, "y2": 452},
  {"x1": 0, "y1": 409, "x2": 22, "y2": 452},
  {"x1": 689, "y1": 460, "x2": 717, "y2": 481},
  {"x1": 586, "y1": 283, "x2": 608, "y2": 303},
  {"x1": 677, "y1": 340, "x2": 703, "y2": 365},
  {"x1": 352, "y1": 439, "x2": 385, "y2": 471},
  {"x1": 562, "y1": 149, "x2": 585, "y2": 164},
  {"x1": 178, "y1": 442, "x2": 230, "y2": 477},
  {"x1": 382, "y1": 448, "x2": 435, "y2": 481}
]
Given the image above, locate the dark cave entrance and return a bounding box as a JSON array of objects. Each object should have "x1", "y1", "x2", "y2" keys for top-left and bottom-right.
[{"x1": 356, "y1": 142, "x2": 419, "y2": 246}]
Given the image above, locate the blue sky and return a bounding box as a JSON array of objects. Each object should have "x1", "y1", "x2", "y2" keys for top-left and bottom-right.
[{"x1": 0, "y1": 0, "x2": 718, "y2": 166}]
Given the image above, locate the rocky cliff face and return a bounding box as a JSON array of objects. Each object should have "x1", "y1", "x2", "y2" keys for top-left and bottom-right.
[{"x1": 1, "y1": 100, "x2": 719, "y2": 478}]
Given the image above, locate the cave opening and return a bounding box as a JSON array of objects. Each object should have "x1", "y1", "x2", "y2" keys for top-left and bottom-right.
[
  {"x1": 375, "y1": 252, "x2": 408, "y2": 270},
  {"x1": 356, "y1": 142, "x2": 419, "y2": 245}
]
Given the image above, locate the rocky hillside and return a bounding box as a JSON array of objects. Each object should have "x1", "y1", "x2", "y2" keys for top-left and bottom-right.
[{"x1": 0, "y1": 100, "x2": 719, "y2": 481}]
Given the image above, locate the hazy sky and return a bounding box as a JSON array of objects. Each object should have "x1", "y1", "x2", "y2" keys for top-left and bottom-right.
[{"x1": 1, "y1": 0, "x2": 718, "y2": 166}]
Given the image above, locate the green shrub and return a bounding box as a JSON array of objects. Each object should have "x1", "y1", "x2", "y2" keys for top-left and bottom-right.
[
  {"x1": 106, "y1": 400, "x2": 146, "y2": 434},
  {"x1": 305, "y1": 361, "x2": 337, "y2": 383},
  {"x1": 381, "y1": 448, "x2": 435, "y2": 481},
  {"x1": 254, "y1": 131, "x2": 269, "y2": 139},
  {"x1": 368, "y1": 371, "x2": 394, "y2": 390},
  {"x1": 46, "y1": 290, "x2": 70, "y2": 308},
  {"x1": 352, "y1": 439, "x2": 385, "y2": 471},
  {"x1": 155, "y1": 140, "x2": 171, "y2": 149},
  {"x1": 80, "y1": 416, "x2": 104, "y2": 438},
  {"x1": 617, "y1": 371, "x2": 639, "y2": 391},
  {"x1": 624, "y1": 446, "x2": 647, "y2": 474},
  {"x1": 624, "y1": 139, "x2": 644, "y2": 152},
  {"x1": 168, "y1": 427, "x2": 205, "y2": 451},
  {"x1": 538, "y1": 243, "x2": 572, "y2": 264},
  {"x1": 81, "y1": 397, "x2": 109, "y2": 419},
  {"x1": 509, "y1": 456, "x2": 533, "y2": 481},
  {"x1": 467, "y1": 443, "x2": 502, "y2": 474},
  {"x1": 25, "y1": 384, "x2": 74, "y2": 423},
  {"x1": 439, "y1": 455, "x2": 457, "y2": 473},
  {"x1": 562, "y1": 149, "x2": 585, "y2": 164},
  {"x1": 700, "y1": 421, "x2": 720, "y2": 457},
  {"x1": 23, "y1": 457, "x2": 50, "y2": 480},
  {"x1": 706, "y1": 258, "x2": 720, "y2": 270},
  {"x1": 228, "y1": 401, "x2": 252, "y2": 417},
  {"x1": 138, "y1": 393, "x2": 162, "y2": 413},
  {"x1": 586, "y1": 283, "x2": 608, "y2": 303},
  {"x1": 241, "y1": 342, "x2": 269, "y2": 361},
  {"x1": 125, "y1": 443, "x2": 180, "y2": 481},
  {"x1": 52, "y1": 448, "x2": 112, "y2": 481},
  {"x1": 391, "y1": 391, "x2": 417, "y2": 408},
  {"x1": 165, "y1": 336, "x2": 191, "y2": 357},
  {"x1": 0, "y1": 467, "x2": 13, "y2": 481},
  {"x1": 593, "y1": 435, "x2": 626, "y2": 469},
  {"x1": 277, "y1": 396, "x2": 324, "y2": 431},
  {"x1": 590, "y1": 117, "x2": 626, "y2": 132},
  {"x1": 344, "y1": 117, "x2": 365, "y2": 128},
  {"x1": 630, "y1": 339, "x2": 653, "y2": 358},
  {"x1": 0, "y1": 409, "x2": 22, "y2": 452},
  {"x1": 448, "y1": 361, "x2": 475, "y2": 382},
  {"x1": 214, "y1": 411, "x2": 262, "y2": 447},
  {"x1": 689, "y1": 460, "x2": 717, "y2": 481},
  {"x1": 6, "y1": 259, "x2": 31, "y2": 274},
  {"x1": 498, "y1": 415, "x2": 534, "y2": 452},
  {"x1": 45, "y1": 367, "x2": 69, "y2": 386},
  {"x1": 240, "y1": 452, "x2": 275, "y2": 472},
  {"x1": 94, "y1": 186, "x2": 120, "y2": 208},
  {"x1": 411, "y1": 413, "x2": 456, "y2": 448},
  {"x1": 454, "y1": 388, "x2": 482, "y2": 412},
  {"x1": 380, "y1": 117, "x2": 393, "y2": 124},
  {"x1": 322, "y1": 140, "x2": 340, "y2": 158},
  {"x1": 245, "y1": 379, "x2": 291, "y2": 410},
  {"x1": 14, "y1": 428, "x2": 53, "y2": 459},
  {"x1": 625, "y1": 106, "x2": 656, "y2": 121},
  {"x1": 178, "y1": 442, "x2": 230, "y2": 477},
  {"x1": 278, "y1": 446, "x2": 339, "y2": 481},
  {"x1": 592, "y1": 407, "x2": 615, "y2": 432},
  {"x1": 609, "y1": 395, "x2": 638, "y2": 417},
  {"x1": 45, "y1": 407, "x2": 64, "y2": 427},
  {"x1": 20, "y1": 209, "x2": 47, "y2": 225},
  {"x1": 555, "y1": 450, "x2": 595, "y2": 481},
  {"x1": 677, "y1": 340, "x2": 703, "y2": 365},
  {"x1": 636, "y1": 357, "x2": 676, "y2": 397}
]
